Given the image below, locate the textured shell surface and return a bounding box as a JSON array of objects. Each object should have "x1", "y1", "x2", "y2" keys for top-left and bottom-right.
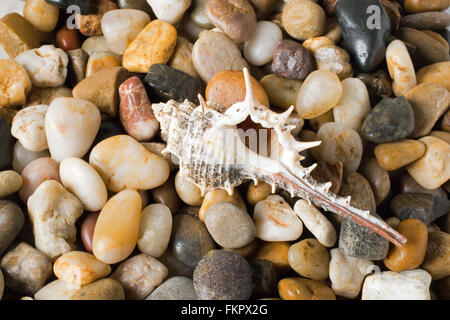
[{"x1": 152, "y1": 68, "x2": 406, "y2": 246}]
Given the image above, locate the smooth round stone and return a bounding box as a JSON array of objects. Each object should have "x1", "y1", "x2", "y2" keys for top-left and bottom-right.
[
  {"x1": 85, "y1": 51, "x2": 121, "y2": 77},
  {"x1": 397, "y1": 173, "x2": 447, "y2": 198},
  {"x1": 430, "y1": 130, "x2": 450, "y2": 144},
  {"x1": 386, "y1": 40, "x2": 417, "y2": 96},
  {"x1": 282, "y1": 0, "x2": 325, "y2": 41},
  {"x1": 168, "y1": 37, "x2": 200, "y2": 79},
  {"x1": 138, "y1": 204, "x2": 172, "y2": 258},
  {"x1": 259, "y1": 74, "x2": 302, "y2": 110},
  {"x1": 146, "y1": 276, "x2": 197, "y2": 300},
  {"x1": 374, "y1": 139, "x2": 425, "y2": 171},
  {"x1": 19, "y1": 157, "x2": 60, "y2": 203},
  {"x1": 0, "y1": 118, "x2": 13, "y2": 171},
  {"x1": 244, "y1": 21, "x2": 282, "y2": 66},
  {"x1": 0, "y1": 201, "x2": 24, "y2": 256},
  {"x1": 70, "y1": 278, "x2": 125, "y2": 300},
  {"x1": 151, "y1": 179, "x2": 181, "y2": 214},
  {"x1": 416, "y1": 61, "x2": 450, "y2": 91},
  {"x1": 405, "y1": 83, "x2": 450, "y2": 138},
  {"x1": 329, "y1": 248, "x2": 374, "y2": 299},
  {"x1": 66, "y1": 49, "x2": 88, "y2": 86},
  {"x1": 59, "y1": 157, "x2": 107, "y2": 212},
  {"x1": 192, "y1": 30, "x2": 248, "y2": 83},
  {"x1": 246, "y1": 181, "x2": 273, "y2": 207},
  {"x1": 309, "y1": 110, "x2": 334, "y2": 132},
  {"x1": 24, "y1": 0, "x2": 59, "y2": 33},
  {"x1": 119, "y1": 0, "x2": 153, "y2": 14},
  {"x1": 314, "y1": 45, "x2": 353, "y2": 80},
  {"x1": 174, "y1": 171, "x2": 204, "y2": 206},
  {"x1": 407, "y1": 136, "x2": 450, "y2": 189},
  {"x1": 205, "y1": 0, "x2": 257, "y2": 42},
  {"x1": 147, "y1": 0, "x2": 191, "y2": 24},
  {"x1": 93, "y1": 189, "x2": 142, "y2": 264},
  {"x1": 81, "y1": 36, "x2": 109, "y2": 56},
  {"x1": 205, "y1": 70, "x2": 269, "y2": 109},
  {"x1": 422, "y1": 231, "x2": 450, "y2": 280},
  {"x1": 0, "y1": 60, "x2": 31, "y2": 107},
  {"x1": 205, "y1": 202, "x2": 256, "y2": 249},
  {"x1": 271, "y1": 40, "x2": 314, "y2": 80},
  {"x1": 405, "y1": 0, "x2": 450, "y2": 13},
  {"x1": 171, "y1": 214, "x2": 215, "y2": 268},
  {"x1": 249, "y1": 259, "x2": 277, "y2": 299},
  {"x1": 144, "y1": 64, "x2": 205, "y2": 105},
  {"x1": 199, "y1": 188, "x2": 246, "y2": 222},
  {"x1": 253, "y1": 195, "x2": 303, "y2": 242},
  {"x1": 400, "y1": 11, "x2": 450, "y2": 30},
  {"x1": 333, "y1": 78, "x2": 370, "y2": 132},
  {"x1": 101, "y1": 9, "x2": 150, "y2": 55},
  {"x1": 359, "y1": 158, "x2": 391, "y2": 205},
  {"x1": 288, "y1": 239, "x2": 330, "y2": 281},
  {"x1": 34, "y1": 279, "x2": 78, "y2": 300},
  {"x1": 278, "y1": 277, "x2": 336, "y2": 300},
  {"x1": 56, "y1": 26, "x2": 81, "y2": 52},
  {"x1": 295, "y1": 70, "x2": 342, "y2": 119},
  {"x1": 384, "y1": 219, "x2": 428, "y2": 271},
  {"x1": 53, "y1": 251, "x2": 111, "y2": 289},
  {"x1": 254, "y1": 241, "x2": 290, "y2": 274},
  {"x1": 193, "y1": 250, "x2": 253, "y2": 300},
  {"x1": 316, "y1": 123, "x2": 363, "y2": 173},
  {"x1": 27, "y1": 87, "x2": 73, "y2": 107},
  {"x1": 0, "y1": 170, "x2": 22, "y2": 198},
  {"x1": 45, "y1": 98, "x2": 100, "y2": 162},
  {"x1": 89, "y1": 135, "x2": 170, "y2": 192},
  {"x1": 361, "y1": 96, "x2": 415, "y2": 144},
  {"x1": 191, "y1": 0, "x2": 214, "y2": 28},
  {"x1": 81, "y1": 212, "x2": 99, "y2": 253},
  {"x1": 339, "y1": 172, "x2": 377, "y2": 212}
]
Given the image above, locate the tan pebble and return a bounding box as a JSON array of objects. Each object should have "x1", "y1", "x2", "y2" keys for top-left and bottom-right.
[
  {"x1": 75, "y1": 0, "x2": 118, "y2": 37},
  {"x1": 359, "y1": 157, "x2": 391, "y2": 205},
  {"x1": 246, "y1": 181, "x2": 273, "y2": 207},
  {"x1": 254, "y1": 241, "x2": 290, "y2": 274},
  {"x1": 288, "y1": 238, "x2": 330, "y2": 281},
  {"x1": 375, "y1": 139, "x2": 426, "y2": 171},
  {"x1": 404, "y1": 0, "x2": 450, "y2": 13},
  {"x1": 278, "y1": 277, "x2": 336, "y2": 300},
  {"x1": 386, "y1": 40, "x2": 417, "y2": 96},
  {"x1": 0, "y1": 59, "x2": 32, "y2": 107},
  {"x1": 324, "y1": 18, "x2": 342, "y2": 43},
  {"x1": 199, "y1": 188, "x2": 246, "y2": 222},
  {"x1": 282, "y1": 0, "x2": 326, "y2": 41},
  {"x1": 23, "y1": 0, "x2": 59, "y2": 33},
  {"x1": 385, "y1": 217, "x2": 401, "y2": 228},
  {"x1": 34, "y1": 279, "x2": 78, "y2": 300},
  {"x1": 142, "y1": 142, "x2": 178, "y2": 172},
  {"x1": 314, "y1": 45, "x2": 353, "y2": 80},
  {"x1": 421, "y1": 231, "x2": 450, "y2": 280},
  {"x1": 151, "y1": 178, "x2": 181, "y2": 214},
  {"x1": 70, "y1": 278, "x2": 125, "y2": 300},
  {"x1": 0, "y1": 13, "x2": 41, "y2": 58},
  {"x1": 0, "y1": 170, "x2": 22, "y2": 198},
  {"x1": 174, "y1": 171, "x2": 204, "y2": 206},
  {"x1": 169, "y1": 37, "x2": 200, "y2": 79},
  {"x1": 86, "y1": 52, "x2": 121, "y2": 77},
  {"x1": 416, "y1": 61, "x2": 450, "y2": 91},
  {"x1": 303, "y1": 36, "x2": 334, "y2": 54},
  {"x1": 259, "y1": 74, "x2": 302, "y2": 110},
  {"x1": 429, "y1": 130, "x2": 450, "y2": 145}
]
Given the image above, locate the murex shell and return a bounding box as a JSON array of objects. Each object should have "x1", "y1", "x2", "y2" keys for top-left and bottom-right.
[{"x1": 152, "y1": 68, "x2": 406, "y2": 246}]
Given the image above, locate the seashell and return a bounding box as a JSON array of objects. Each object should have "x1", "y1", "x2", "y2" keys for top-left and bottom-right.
[{"x1": 152, "y1": 68, "x2": 406, "y2": 246}]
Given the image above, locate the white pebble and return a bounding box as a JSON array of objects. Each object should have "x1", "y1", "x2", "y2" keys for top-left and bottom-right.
[
  {"x1": 386, "y1": 40, "x2": 417, "y2": 97},
  {"x1": 11, "y1": 105, "x2": 48, "y2": 152},
  {"x1": 34, "y1": 280, "x2": 77, "y2": 300},
  {"x1": 138, "y1": 204, "x2": 172, "y2": 258},
  {"x1": 146, "y1": 0, "x2": 191, "y2": 24},
  {"x1": 244, "y1": 21, "x2": 283, "y2": 66}
]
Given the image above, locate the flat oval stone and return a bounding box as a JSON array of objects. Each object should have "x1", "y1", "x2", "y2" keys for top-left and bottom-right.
[
  {"x1": 34, "y1": 280, "x2": 78, "y2": 300},
  {"x1": 144, "y1": 64, "x2": 205, "y2": 105},
  {"x1": 0, "y1": 118, "x2": 13, "y2": 170},
  {"x1": 361, "y1": 96, "x2": 415, "y2": 143},
  {"x1": 146, "y1": 276, "x2": 197, "y2": 300},
  {"x1": 244, "y1": 21, "x2": 282, "y2": 66},
  {"x1": 0, "y1": 201, "x2": 24, "y2": 256},
  {"x1": 193, "y1": 250, "x2": 253, "y2": 300},
  {"x1": 288, "y1": 239, "x2": 330, "y2": 281},
  {"x1": 151, "y1": 178, "x2": 182, "y2": 214},
  {"x1": 336, "y1": 0, "x2": 391, "y2": 72},
  {"x1": 314, "y1": 45, "x2": 353, "y2": 80},
  {"x1": 170, "y1": 214, "x2": 215, "y2": 268},
  {"x1": 400, "y1": 11, "x2": 450, "y2": 30},
  {"x1": 169, "y1": 37, "x2": 200, "y2": 79},
  {"x1": 11, "y1": 104, "x2": 48, "y2": 152},
  {"x1": 271, "y1": 40, "x2": 314, "y2": 80},
  {"x1": 199, "y1": 188, "x2": 246, "y2": 222},
  {"x1": 174, "y1": 171, "x2": 204, "y2": 206},
  {"x1": 24, "y1": 0, "x2": 59, "y2": 33},
  {"x1": 0, "y1": 170, "x2": 22, "y2": 198},
  {"x1": 254, "y1": 241, "x2": 290, "y2": 274},
  {"x1": 375, "y1": 139, "x2": 426, "y2": 171},
  {"x1": 85, "y1": 52, "x2": 121, "y2": 77}
]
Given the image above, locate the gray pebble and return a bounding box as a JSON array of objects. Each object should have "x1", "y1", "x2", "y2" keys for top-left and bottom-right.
[
  {"x1": 146, "y1": 276, "x2": 197, "y2": 300},
  {"x1": 0, "y1": 200, "x2": 25, "y2": 256}
]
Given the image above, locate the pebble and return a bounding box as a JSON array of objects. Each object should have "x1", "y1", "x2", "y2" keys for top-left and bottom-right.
[
  {"x1": 335, "y1": 0, "x2": 391, "y2": 72},
  {"x1": 244, "y1": 21, "x2": 282, "y2": 66},
  {"x1": 316, "y1": 123, "x2": 363, "y2": 173},
  {"x1": 397, "y1": 173, "x2": 447, "y2": 198},
  {"x1": 93, "y1": 189, "x2": 142, "y2": 264},
  {"x1": 171, "y1": 214, "x2": 215, "y2": 268},
  {"x1": 405, "y1": 83, "x2": 450, "y2": 138},
  {"x1": 28, "y1": 180, "x2": 83, "y2": 260},
  {"x1": 294, "y1": 199, "x2": 337, "y2": 248},
  {"x1": 138, "y1": 204, "x2": 172, "y2": 258},
  {"x1": 382, "y1": 0, "x2": 402, "y2": 30},
  {"x1": 11, "y1": 104, "x2": 48, "y2": 152},
  {"x1": 314, "y1": 45, "x2": 353, "y2": 80},
  {"x1": 0, "y1": 118, "x2": 13, "y2": 171},
  {"x1": 205, "y1": 0, "x2": 257, "y2": 42},
  {"x1": 81, "y1": 212, "x2": 99, "y2": 253},
  {"x1": 169, "y1": 37, "x2": 200, "y2": 79},
  {"x1": 309, "y1": 110, "x2": 334, "y2": 132},
  {"x1": 309, "y1": 161, "x2": 343, "y2": 194},
  {"x1": 101, "y1": 9, "x2": 150, "y2": 55},
  {"x1": 386, "y1": 40, "x2": 417, "y2": 96},
  {"x1": 158, "y1": 249, "x2": 194, "y2": 278},
  {"x1": 45, "y1": 98, "x2": 100, "y2": 162},
  {"x1": 56, "y1": 26, "x2": 81, "y2": 52},
  {"x1": 174, "y1": 171, "x2": 204, "y2": 206},
  {"x1": 278, "y1": 277, "x2": 336, "y2": 300},
  {"x1": 357, "y1": 70, "x2": 393, "y2": 99},
  {"x1": 110, "y1": 254, "x2": 168, "y2": 300},
  {"x1": 430, "y1": 130, "x2": 450, "y2": 145},
  {"x1": 384, "y1": 219, "x2": 428, "y2": 271},
  {"x1": 34, "y1": 279, "x2": 78, "y2": 300},
  {"x1": 282, "y1": 0, "x2": 325, "y2": 41},
  {"x1": 199, "y1": 188, "x2": 246, "y2": 222},
  {"x1": 70, "y1": 278, "x2": 125, "y2": 300},
  {"x1": 253, "y1": 195, "x2": 303, "y2": 242},
  {"x1": 375, "y1": 139, "x2": 426, "y2": 171},
  {"x1": 190, "y1": 0, "x2": 213, "y2": 28},
  {"x1": 0, "y1": 106, "x2": 17, "y2": 124},
  {"x1": 391, "y1": 193, "x2": 449, "y2": 226},
  {"x1": 85, "y1": 52, "x2": 121, "y2": 77},
  {"x1": 288, "y1": 238, "x2": 330, "y2": 281},
  {"x1": 0, "y1": 59, "x2": 32, "y2": 107},
  {"x1": 302, "y1": 36, "x2": 334, "y2": 54},
  {"x1": 147, "y1": 0, "x2": 191, "y2": 24},
  {"x1": 361, "y1": 96, "x2": 415, "y2": 143},
  {"x1": 333, "y1": 78, "x2": 371, "y2": 132},
  {"x1": 119, "y1": 76, "x2": 159, "y2": 142},
  {"x1": 193, "y1": 250, "x2": 253, "y2": 300},
  {"x1": 359, "y1": 158, "x2": 391, "y2": 205},
  {"x1": 362, "y1": 269, "x2": 431, "y2": 300},
  {"x1": 442, "y1": 111, "x2": 450, "y2": 131},
  {"x1": 205, "y1": 201, "x2": 256, "y2": 249},
  {"x1": 0, "y1": 201, "x2": 24, "y2": 255},
  {"x1": 192, "y1": 30, "x2": 248, "y2": 82},
  {"x1": 404, "y1": 0, "x2": 450, "y2": 13},
  {"x1": 27, "y1": 87, "x2": 73, "y2": 107},
  {"x1": 340, "y1": 172, "x2": 377, "y2": 212},
  {"x1": 24, "y1": 0, "x2": 59, "y2": 33},
  {"x1": 407, "y1": 136, "x2": 450, "y2": 189},
  {"x1": 422, "y1": 231, "x2": 450, "y2": 280},
  {"x1": 123, "y1": 19, "x2": 177, "y2": 73},
  {"x1": 151, "y1": 179, "x2": 181, "y2": 214},
  {"x1": 329, "y1": 248, "x2": 374, "y2": 299},
  {"x1": 0, "y1": 170, "x2": 22, "y2": 198},
  {"x1": 271, "y1": 40, "x2": 314, "y2": 80},
  {"x1": 249, "y1": 259, "x2": 277, "y2": 299},
  {"x1": 53, "y1": 251, "x2": 111, "y2": 289},
  {"x1": 90, "y1": 135, "x2": 169, "y2": 192},
  {"x1": 81, "y1": 36, "x2": 109, "y2": 56},
  {"x1": 75, "y1": 0, "x2": 118, "y2": 36},
  {"x1": 254, "y1": 241, "x2": 290, "y2": 274},
  {"x1": 19, "y1": 157, "x2": 60, "y2": 203},
  {"x1": 0, "y1": 242, "x2": 52, "y2": 295},
  {"x1": 400, "y1": 11, "x2": 450, "y2": 30},
  {"x1": 146, "y1": 276, "x2": 197, "y2": 300},
  {"x1": 259, "y1": 74, "x2": 302, "y2": 110},
  {"x1": 66, "y1": 49, "x2": 88, "y2": 86},
  {"x1": 416, "y1": 61, "x2": 450, "y2": 91},
  {"x1": 142, "y1": 142, "x2": 178, "y2": 172},
  {"x1": 206, "y1": 70, "x2": 269, "y2": 109},
  {"x1": 45, "y1": 0, "x2": 95, "y2": 15},
  {"x1": 246, "y1": 181, "x2": 273, "y2": 206},
  {"x1": 296, "y1": 70, "x2": 342, "y2": 119}
]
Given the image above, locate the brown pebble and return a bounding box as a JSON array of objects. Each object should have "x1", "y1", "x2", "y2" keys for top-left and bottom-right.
[
  {"x1": 278, "y1": 277, "x2": 336, "y2": 300},
  {"x1": 81, "y1": 212, "x2": 100, "y2": 253},
  {"x1": 421, "y1": 231, "x2": 450, "y2": 280},
  {"x1": 151, "y1": 178, "x2": 182, "y2": 214}
]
